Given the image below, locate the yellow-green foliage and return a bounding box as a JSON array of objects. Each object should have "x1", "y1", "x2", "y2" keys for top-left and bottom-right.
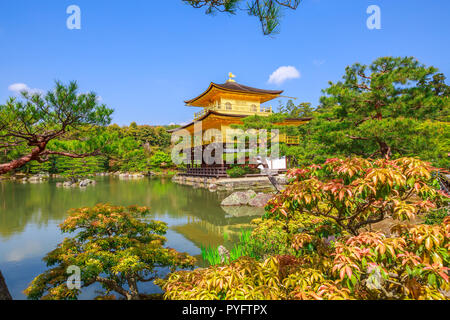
[
  {"x1": 158, "y1": 217, "x2": 449, "y2": 300},
  {"x1": 24, "y1": 204, "x2": 195, "y2": 300},
  {"x1": 158, "y1": 157, "x2": 449, "y2": 300},
  {"x1": 247, "y1": 213, "x2": 341, "y2": 260}
]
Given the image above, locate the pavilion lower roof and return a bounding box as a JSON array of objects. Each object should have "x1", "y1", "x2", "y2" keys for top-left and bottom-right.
[{"x1": 167, "y1": 110, "x2": 312, "y2": 133}]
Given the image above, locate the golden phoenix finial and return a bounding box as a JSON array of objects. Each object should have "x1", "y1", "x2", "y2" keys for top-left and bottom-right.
[{"x1": 227, "y1": 72, "x2": 236, "y2": 82}]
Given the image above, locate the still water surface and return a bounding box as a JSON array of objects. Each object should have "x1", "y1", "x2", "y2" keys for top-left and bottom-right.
[{"x1": 0, "y1": 177, "x2": 262, "y2": 299}]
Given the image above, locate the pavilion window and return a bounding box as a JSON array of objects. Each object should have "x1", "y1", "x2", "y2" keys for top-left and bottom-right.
[
  {"x1": 226, "y1": 102, "x2": 232, "y2": 110},
  {"x1": 251, "y1": 104, "x2": 258, "y2": 112}
]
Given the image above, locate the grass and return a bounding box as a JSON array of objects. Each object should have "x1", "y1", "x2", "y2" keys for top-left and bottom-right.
[
  {"x1": 200, "y1": 245, "x2": 222, "y2": 265},
  {"x1": 200, "y1": 228, "x2": 256, "y2": 266}
]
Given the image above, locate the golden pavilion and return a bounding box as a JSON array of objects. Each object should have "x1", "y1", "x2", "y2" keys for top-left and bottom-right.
[{"x1": 169, "y1": 74, "x2": 311, "y2": 177}]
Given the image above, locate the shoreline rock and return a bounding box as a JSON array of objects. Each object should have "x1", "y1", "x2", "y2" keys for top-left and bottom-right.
[
  {"x1": 79, "y1": 179, "x2": 96, "y2": 187},
  {"x1": 248, "y1": 193, "x2": 274, "y2": 208},
  {"x1": 220, "y1": 190, "x2": 274, "y2": 208},
  {"x1": 221, "y1": 190, "x2": 257, "y2": 206},
  {"x1": 56, "y1": 178, "x2": 96, "y2": 188},
  {"x1": 172, "y1": 174, "x2": 288, "y2": 193},
  {"x1": 221, "y1": 205, "x2": 265, "y2": 217}
]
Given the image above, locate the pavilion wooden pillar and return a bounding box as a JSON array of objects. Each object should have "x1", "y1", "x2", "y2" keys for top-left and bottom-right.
[{"x1": 202, "y1": 145, "x2": 205, "y2": 168}]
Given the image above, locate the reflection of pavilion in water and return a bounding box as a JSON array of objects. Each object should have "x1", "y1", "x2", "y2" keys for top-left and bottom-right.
[
  {"x1": 173, "y1": 206, "x2": 264, "y2": 249},
  {"x1": 169, "y1": 180, "x2": 265, "y2": 248}
]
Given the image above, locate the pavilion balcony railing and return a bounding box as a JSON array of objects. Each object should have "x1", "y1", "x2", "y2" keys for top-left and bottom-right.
[
  {"x1": 285, "y1": 136, "x2": 300, "y2": 145},
  {"x1": 181, "y1": 167, "x2": 228, "y2": 178},
  {"x1": 260, "y1": 106, "x2": 273, "y2": 113},
  {"x1": 194, "y1": 105, "x2": 273, "y2": 120},
  {"x1": 194, "y1": 108, "x2": 209, "y2": 121}
]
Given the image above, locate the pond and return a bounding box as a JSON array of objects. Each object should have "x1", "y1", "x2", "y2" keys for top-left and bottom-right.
[{"x1": 0, "y1": 177, "x2": 264, "y2": 299}]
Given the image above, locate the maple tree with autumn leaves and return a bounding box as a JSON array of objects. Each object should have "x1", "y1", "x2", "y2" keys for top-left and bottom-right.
[{"x1": 269, "y1": 157, "x2": 447, "y2": 235}]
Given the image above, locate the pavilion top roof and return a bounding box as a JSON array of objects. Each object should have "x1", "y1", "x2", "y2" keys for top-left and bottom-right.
[{"x1": 184, "y1": 77, "x2": 284, "y2": 107}]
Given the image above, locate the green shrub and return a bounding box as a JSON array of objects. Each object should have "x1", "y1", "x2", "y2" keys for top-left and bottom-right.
[
  {"x1": 227, "y1": 166, "x2": 246, "y2": 178},
  {"x1": 150, "y1": 151, "x2": 172, "y2": 168},
  {"x1": 424, "y1": 208, "x2": 449, "y2": 225},
  {"x1": 166, "y1": 170, "x2": 177, "y2": 177}
]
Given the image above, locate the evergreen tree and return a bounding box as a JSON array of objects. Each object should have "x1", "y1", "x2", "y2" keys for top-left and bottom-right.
[
  {"x1": 0, "y1": 81, "x2": 113, "y2": 175},
  {"x1": 278, "y1": 100, "x2": 314, "y2": 118},
  {"x1": 300, "y1": 56, "x2": 449, "y2": 167},
  {"x1": 183, "y1": 0, "x2": 302, "y2": 35}
]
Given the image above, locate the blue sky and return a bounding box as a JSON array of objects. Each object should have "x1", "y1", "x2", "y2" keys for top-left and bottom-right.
[{"x1": 0, "y1": 0, "x2": 449, "y2": 126}]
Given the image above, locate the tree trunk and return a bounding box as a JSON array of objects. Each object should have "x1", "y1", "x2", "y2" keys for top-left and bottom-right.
[
  {"x1": 378, "y1": 140, "x2": 392, "y2": 159},
  {"x1": 0, "y1": 145, "x2": 45, "y2": 175},
  {"x1": 0, "y1": 271, "x2": 12, "y2": 300},
  {"x1": 127, "y1": 277, "x2": 140, "y2": 300}
]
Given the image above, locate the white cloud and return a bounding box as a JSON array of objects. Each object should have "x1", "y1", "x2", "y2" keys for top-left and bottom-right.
[
  {"x1": 8, "y1": 83, "x2": 43, "y2": 95},
  {"x1": 8, "y1": 83, "x2": 28, "y2": 92},
  {"x1": 268, "y1": 66, "x2": 301, "y2": 85},
  {"x1": 5, "y1": 240, "x2": 42, "y2": 262}
]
